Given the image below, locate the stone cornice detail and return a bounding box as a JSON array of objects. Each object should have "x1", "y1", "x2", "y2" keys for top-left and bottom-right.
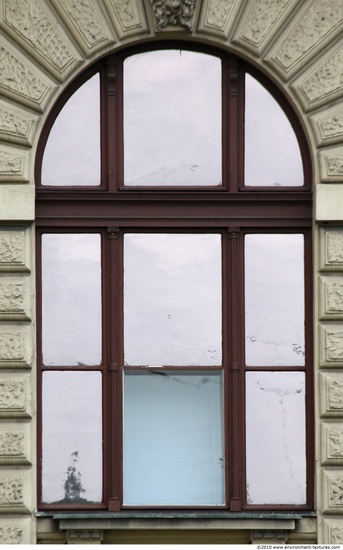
[
  {"x1": 151, "y1": 0, "x2": 196, "y2": 31},
  {"x1": 3, "y1": 0, "x2": 80, "y2": 80}
]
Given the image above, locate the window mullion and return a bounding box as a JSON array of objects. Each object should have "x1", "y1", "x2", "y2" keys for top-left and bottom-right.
[{"x1": 227, "y1": 227, "x2": 245, "y2": 511}]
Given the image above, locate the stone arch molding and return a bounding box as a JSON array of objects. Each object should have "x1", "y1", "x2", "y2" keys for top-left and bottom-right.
[
  {"x1": 1, "y1": 0, "x2": 343, "y2": 545},
  {"x1": 1, "y1": 0, "x2": 343, "y2": 196}
]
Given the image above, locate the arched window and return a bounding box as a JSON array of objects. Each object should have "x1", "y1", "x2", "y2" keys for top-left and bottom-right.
[{"x1": 35, "y1": 44, "x2": 313, "y2": 512}]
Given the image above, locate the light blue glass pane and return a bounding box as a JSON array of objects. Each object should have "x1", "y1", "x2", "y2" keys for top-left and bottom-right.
[
  {"x1": 42, "y1": 74, "x2": 100, "y2": 186},
  {"x1": 42, "y1": 371, "x2": 102, "y2": 504},
  {"x1": 245, "y1": 74, "x2": 303, "y2": 187},
  {"x1": 124, "y1": 50, "x2": 222, "y2": 186},
  {"x1": 123, "y1": 371, "x2": 224, "y2": 505},
  {"x1": 245, "y1": 234, "x2": 305, "y2": 366},
  {"x1": 42, "y1": 234, "x2": 101, "y2": 366},
  {"x1": 124, "y1": 233, "x2": 222, "y2": 366},
  {"x1": 246, "y1": 372, "x2": 306, "y2": 505}
]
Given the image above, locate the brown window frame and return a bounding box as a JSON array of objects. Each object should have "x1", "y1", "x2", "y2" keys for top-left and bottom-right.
[{"x1": 35, "y1": 42, "x2": 313, "y2": 513}]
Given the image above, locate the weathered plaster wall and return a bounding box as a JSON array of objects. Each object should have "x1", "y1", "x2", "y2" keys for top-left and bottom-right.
[{"x1": 0, "y1": 0, "x2": 342, "y2": 543}]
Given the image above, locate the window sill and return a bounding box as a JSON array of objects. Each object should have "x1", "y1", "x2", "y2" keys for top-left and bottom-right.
[{"x1": 36, "y1": 510, "x2": 315, "y2": 531}]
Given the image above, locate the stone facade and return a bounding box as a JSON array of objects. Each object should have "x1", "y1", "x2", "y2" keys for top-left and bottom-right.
[{"x1": 0, "y1": 0, "x2": 342, "y2": 543}]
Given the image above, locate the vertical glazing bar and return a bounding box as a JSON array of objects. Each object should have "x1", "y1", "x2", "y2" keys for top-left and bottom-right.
[
  {"x1": 227, "y1": 227, "x2": 244, "y2": 511},
  {"x1": 107, "y1": 227, "x2": 122, "y2": 511}
]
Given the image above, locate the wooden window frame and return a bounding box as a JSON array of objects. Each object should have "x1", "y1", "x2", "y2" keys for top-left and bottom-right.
[{"x1": 35, "y1": 42, "x2": 313, "y2": 513}]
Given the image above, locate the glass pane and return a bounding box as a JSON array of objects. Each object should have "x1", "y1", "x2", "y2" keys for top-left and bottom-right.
[
  {"x1": 124, "y1": 234, "x2": 222, "y2": 366},
  {"x1": 124, "y1": 50, "x2": 222, "y2": 186},
  {"x1": 42, "y1": 234, "x2": 101, "y2": 366},
  {"x1": 123, "y1": 370, "x2": 224, "y2": 505},
  {"x1": 245, "y1": 74, "x2": 303, "y2": 187},
  {"x1": 245, "y1": 234, "x2": 304, "y2": 366},
  {"x1": 42, "y1": 74, "x2": 100, "y2": 186},
  {"x1": 42, "y1": 371, "x2": 102, "y2": 504},
  {"x1": 246, "y1": 372, "x2": 306, "y2": 504}
]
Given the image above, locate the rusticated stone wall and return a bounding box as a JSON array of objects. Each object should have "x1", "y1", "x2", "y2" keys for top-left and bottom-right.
[{"x1": 0, "y1": 0, "x2": 343, "y2": 543}]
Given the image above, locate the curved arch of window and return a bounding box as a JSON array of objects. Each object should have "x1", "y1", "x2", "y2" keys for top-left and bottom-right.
[{"x1": 36, "y1": 43, "x2": 313, "y2": 513}]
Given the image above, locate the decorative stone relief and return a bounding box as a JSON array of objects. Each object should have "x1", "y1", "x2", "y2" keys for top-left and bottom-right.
[
  {"x1": 320, "y1": 373, "x2": 343, "y2": 417},
  {"x1": 0, "y1": 40, "x2": 51, "y2": 111},
  {"x1": 51, "y1": 0, "x2": 112, "y2": 53},
  {"x1": 322, "y1": 423, "x2": 343, "y2": 464},
  {"x1": 296, "y1": 45, "x2": 343, "y2": 110},
  {"x1": 0, "y1": 148, "x2": 28, "y2": 183},
  {"x1": 0, "y1": 104, "x2": 34, "y2": 146},
  {"x1": 320, "y1": 229, "x2": 343, "y2": 271},
  {"x1": 198, "y1": 0, "x2": 235, "y2": 36},
  {"x1": 320, "y1": 277, "x2": 343, "y2": 319},
  {"x1": 319, "y1": 147, "x2": 343, "y2": 183},
  {"x1": 3, "y1": 0, "x2": 78, "y2": 79},
  {"x1": 0, "y1": 525, "x2": 23, "y2": 544},
  {"x1": 0, "y1": 379, "x2": 27, "y2": 415},
  {"x1": 151, "y1": 0, "x2": 196, "y2": 31},
  {"x1": 322, "y1": 470, "x2": 343, "y2": 513},
  {"x1": 105, "y1": 0, "x2": 149, "y2": 38},
  {"x1": 234, "y1": 0, "x2": 292, "y2": 52},
  {"x1": 273, "y1": 0, "x2": 343, "y2": 75},
  {"x1": 321, "y1": 519, "x2": 343, "y2": 544},
  {"x1": 311, "y1": 105, "x2": 343, "y2": 147},
  {"x1": 0, "y1": 477, "x2": 23, "y2": 506},
  {"x1": 0, "y1": 328, "x2": 30, "y2": 368},
  {"x1": 0, "y1": 231, "x2": 26, "y2": 271},
  {"x1": 0, "y1": 432, "x2": 24, "y2": 458},
  {"x1": 0, "y1": 283, "x2": 24, "y2": 314},
  {"x1": 322, "y1": 327, "x2": 343, "y2": 365}
]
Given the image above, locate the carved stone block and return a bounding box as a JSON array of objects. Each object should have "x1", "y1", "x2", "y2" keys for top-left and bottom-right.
[
  {"x1": 0, "y1": 327, "x2": 31, "y2": 368},
  {"x1": 320, "y1": 325, "x2": 343, "y2": 366},
  {"x1": 310, "y1": 104, "x2": 343, "y2": 146},
  {"x1": 320, "y1": 373, "x2": 343, "y2": 418},
  {"x1": 319, "y1": 277, "x2": 343, "y2": 320},
  {"x1": 0, "y1": 102, "x2": 36, "y2": 146},
  {"x1": 0, "y1": 471, "x2": 32, "y2": 513},
  {"x1": 294, "y1": 43, "x2": 343, "y2": 111},
  {"x1": 0, "y1": 147, "x2": 29, "y2": 183},
  {"x1": 198, "y1": 0, "x2": 236, "y2": 38},
  {"x1": 0, "y1": 37, "x2": 53, "y2": 112},
  {"x1": 0, "y1": 376, "x2": 30, "y2": 418},
  {"x1": 322, "y1": 470, "x2": 343, "y2": 513},
  {"x1": 270, "y1": 0, "x2": 343, "y2": 78},
  {"x1": 321, "y1": 518, "x2": 343, "y2": 544},
  {"x1": 0, "y1": 229, "x2": 29, "y2": 272},
  {"x1": 233, "y1": 0, "x2": 294, "y2": 54},
  {"x1": 319, "y1": 146, "x2": 343, "y2": 183},
  {"x1": 321, "y1": 423, "x2": 343, "y2": 465},
  {"x1": 50, "y1": 0, "x2": 113, "y2": 55},
  {"x1": 319, "y1": 228, "x2": 343, "y2": 272},
  {"x1": 0, "y1": 517, "x2": 32, "y2": 543},
  {"x1": 105, "y1": 0, "x2": 149, "y2": 38}
]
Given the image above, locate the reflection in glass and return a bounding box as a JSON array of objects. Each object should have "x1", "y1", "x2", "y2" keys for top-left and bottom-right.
[
  {"x1": 123, "y1": 370, "x2": 224, "y2": 505},
  {"x1": 42, "y1": 74, "x2": 100, "y2": 186},
  {"x1": 246, "y1": 372, "x2": 306, "y2": 504},
  {"x1": 245, "y1": 234, "x2": 304, "y2": 366},
  {"x1": 245, "y1": 74, "x2": 303, "y2": 186},
  {"x1": 124, "y1": 233, "x2": 222, "y2": 366},
  {"x1": 124, "y1": 50, "x2": 222, "y2": 186},
  {"x1": 42, "y1": 234, "x2": 101, "y2": 366},
  {"x1": 42, "y1": 371, "x2": 102, "y2": 504}
]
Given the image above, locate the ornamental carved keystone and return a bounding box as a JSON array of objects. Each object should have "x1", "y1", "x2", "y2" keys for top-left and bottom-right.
[
  {"x1": 240, "y1": 0, "x2": 291, "y2": 47},
  {"x1": 4, "y1": 0, "x2": 75, "y2": 75},
  {"x1": 151, "y1": 0, "x2": 196, "y2": 31},
  {"x1": 0, "y1": 525, "x2": 23, "y2": 544},
  {"x1": 274, "y1": 0, "x2": 343, "y2": 72}
]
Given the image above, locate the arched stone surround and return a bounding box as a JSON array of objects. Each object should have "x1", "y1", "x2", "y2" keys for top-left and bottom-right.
[{"x1": 0, "y1": 0, "x2": 343, "y2": 543}]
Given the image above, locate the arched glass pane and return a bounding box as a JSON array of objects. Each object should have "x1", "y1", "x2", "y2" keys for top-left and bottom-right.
[
  {"x1": 245, "y1": 74, "x2": 303, "y2": 187},
  {"x1": 42, "y1": 74, "x2": 100, "y2": 186},
  {"x1": 124, "y1": 50, "x2": 222, "y2": 187}
]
